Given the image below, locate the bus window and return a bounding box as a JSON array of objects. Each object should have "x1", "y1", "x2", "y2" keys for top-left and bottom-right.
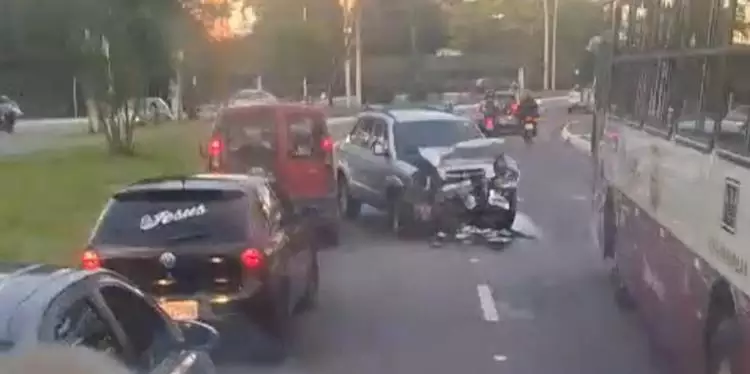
[
  {"x1": 715, "y1": 56, "x2": 750, "y2": 155},
  {"x1": 673, "y1": 57, "x2": 715, "y2": 145}
]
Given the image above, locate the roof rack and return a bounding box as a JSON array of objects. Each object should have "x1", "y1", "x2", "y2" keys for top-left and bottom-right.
[{"x1": 361, "y1": 102, "x2": 454, "y2": 114}]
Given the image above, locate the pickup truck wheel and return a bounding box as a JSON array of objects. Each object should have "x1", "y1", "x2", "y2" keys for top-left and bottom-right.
[{"x1": 338, "y1": 179, "x2": 361, "y2": 219}]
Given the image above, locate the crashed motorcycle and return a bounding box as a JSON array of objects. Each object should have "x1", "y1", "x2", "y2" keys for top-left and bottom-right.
[{"x1": 405, "y1": 138, "x2": 520, "y2": 236}]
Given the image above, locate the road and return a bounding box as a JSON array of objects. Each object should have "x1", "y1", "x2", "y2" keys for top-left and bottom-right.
[
  {"x1": 215, "y1": 103, "x2": 668, "y2": 374},
  {"x1": 0, "y1": 96, "x2": 566, "y2": 157}
]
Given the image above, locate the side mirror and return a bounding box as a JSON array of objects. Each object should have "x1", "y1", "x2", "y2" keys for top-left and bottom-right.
[
  {"x1": 372, "y1": 141, "x2": 387, "y2": 156},
  {"x1": 177, "y1": 320, "x2": 219, "y2": 351}
]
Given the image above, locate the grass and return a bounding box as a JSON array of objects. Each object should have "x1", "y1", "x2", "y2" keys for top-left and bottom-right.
[{"x1": 0, "y1": 121, "x2": 211, "y2": 265}]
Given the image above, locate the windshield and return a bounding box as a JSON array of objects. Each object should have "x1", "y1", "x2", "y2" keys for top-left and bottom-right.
[
  {"x1": 91, "y1": 190, "x2": 249, "y2": 247},
  {"x1": 394, "y1": 119, "x2": 484, "y2": 157}
]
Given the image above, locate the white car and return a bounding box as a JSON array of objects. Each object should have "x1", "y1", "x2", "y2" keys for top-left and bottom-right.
[{"x1": 228, "y1": 89, "x2": 277, "y2": 107}]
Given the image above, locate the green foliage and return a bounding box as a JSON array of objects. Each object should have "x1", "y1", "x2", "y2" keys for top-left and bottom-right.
[
  {"x1": 14, "y1": 0, "x2": 213, "y2": 153},
  {"x1": 246, "y1": 0, "x2": 344, "y2": 95}
]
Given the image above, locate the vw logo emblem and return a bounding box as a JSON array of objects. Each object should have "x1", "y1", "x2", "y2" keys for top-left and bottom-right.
[{"x1": 159, "y1": 252, "x2": 177, "y2": 269}]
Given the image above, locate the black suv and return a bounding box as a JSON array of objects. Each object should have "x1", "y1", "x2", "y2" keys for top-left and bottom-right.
[
  {"x1": 336, "y1": 107, "x2": 520, "y2": 235},
  {"x1": 85, "y1": 173, "x2": 319, "y2": 362}
]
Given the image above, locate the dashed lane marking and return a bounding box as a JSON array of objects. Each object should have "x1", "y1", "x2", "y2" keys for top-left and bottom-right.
[{"x1": 477, "y1": 284, "x2": 499, "y2": 322}]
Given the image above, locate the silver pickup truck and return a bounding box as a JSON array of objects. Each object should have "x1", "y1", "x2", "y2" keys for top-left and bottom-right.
[{"x1": 335, "y1": 106, "x2": 520, "y2": 237}]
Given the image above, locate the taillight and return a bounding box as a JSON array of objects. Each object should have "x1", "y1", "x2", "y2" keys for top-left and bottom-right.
[
  {"x1": 484, "y1": 117, "x2": 494, "y2": 130},
  {"x1": 81, "y1": 250, "x2": 101, "y2": 270},
  {"x1": 321, "y1": 136, "x2": 334, "y2": 153},
  {"x1": 511, "y1": 103, "x2": 519, "y2": 114},
  {"x1": 240, "y1": 248, "x2": 264, "y2": 269},
  {"x1": 208, "y1": 138, "x2": 223, "y2": 157}
]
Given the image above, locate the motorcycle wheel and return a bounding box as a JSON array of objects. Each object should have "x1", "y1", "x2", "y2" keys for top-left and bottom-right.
[{"x1": 523, "y1": 131, "x2": 533, "y2": 144}]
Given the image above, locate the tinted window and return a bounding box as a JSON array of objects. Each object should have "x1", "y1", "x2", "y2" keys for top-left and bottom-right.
[
  {"x1": 100, "y1": 286, "x2": 174, "y2": 370},
  {"x1": 219, "y1": 109, "x2": 276, "y2": 151},
  {"x1": 92, "y1": 189, "x2": 250, "y2": 247},
  {"x1": 350, "y1": 117, "x2": 375, "y2": 147},
  {"x1": 286, "y1": 113, "x2": 327, "y2": 158},
  {"x1": 394, "y1": 120, "x2": 484, "y2": 158},
  {"x1": 53, "y1": 298, "x2": 123, "y2": 356}
]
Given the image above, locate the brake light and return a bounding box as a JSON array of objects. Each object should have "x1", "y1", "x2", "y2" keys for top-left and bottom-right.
[
  {"x1": 240, "y1": 248, "x2": 264, "y2": 269},
  {"x1": 81, "y1": 250, "x2": 101, "y2": 270},
  {"x1": 208, "y1": 138, "x2": 223, "y2": 157},
  {"x1": 484, "y1": 117, "x2": 494, "y2": 130},
  {"x1": 321, "y1": 136, "x2": 334, "y2": 152}
]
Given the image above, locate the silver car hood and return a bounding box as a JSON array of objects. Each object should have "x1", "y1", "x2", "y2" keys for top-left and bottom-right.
[{"x1": 418, "y1": 138, "x2": 506, "y2": 169}]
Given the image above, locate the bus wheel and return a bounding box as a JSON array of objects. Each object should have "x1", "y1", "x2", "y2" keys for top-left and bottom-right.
[
  {"x1": 705, "y1": 283, "x2": 740, "y2": 374},
  {"x1": 610, "y1": 263, "x2": 635, "y2": 311},
  {"x1": 608, "y1": 247, "x2": 634, "y2": 311},
  {"x1": 706, "y1": 317, "x2": 741, "y2": 374}
]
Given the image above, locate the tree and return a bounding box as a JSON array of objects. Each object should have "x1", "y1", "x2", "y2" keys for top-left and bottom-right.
[
  {"x1": 243, "y1": 0, "x2": 344, "y2": 97},
  {"x1": 442, "y1": 0, "x2": 605, "y2": 87},
  {"x1": 18, "y1": 0, "x2": 217, "y2": 154}
]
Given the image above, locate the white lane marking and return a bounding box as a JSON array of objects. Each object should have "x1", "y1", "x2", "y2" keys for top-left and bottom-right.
[
  {"x1": 477, "y1": 284, "x2": 499, "y2": 322},
  {"x1": 469, "y1": 257, "x2": 479, "y2": 263},
  {"x1": 493, "y1": 355, "x2": 508, "y2": 362},
  {"x1": 571, "y1": 194, "x2": 587, "y2": 201}
]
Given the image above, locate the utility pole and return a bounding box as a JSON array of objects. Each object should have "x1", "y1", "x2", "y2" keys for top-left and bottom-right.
[
  {"x1": 302, "y1": 5, "x2": 309, "y2": 100},
  {"x1": 542, "y1": 0, "x2": 550, "y2": 90},
  {"x1": 354, "y1": 1, "x2": 362, "y2": 106},
  {"x1": 551, "y1": 0, "x2": 559, "y2": 90},
  {"x1": 342, "y1": 0, "x2": 353, "y2": 107}
]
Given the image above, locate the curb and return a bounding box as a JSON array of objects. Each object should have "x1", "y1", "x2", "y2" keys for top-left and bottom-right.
[{"x1": 561, "y1": 121, "x2": 592, "y2": 155}]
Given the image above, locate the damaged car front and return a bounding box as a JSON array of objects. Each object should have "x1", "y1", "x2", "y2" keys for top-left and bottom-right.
[{"x1": 404, "y1": 137, "x2": 520, "y2": 232}]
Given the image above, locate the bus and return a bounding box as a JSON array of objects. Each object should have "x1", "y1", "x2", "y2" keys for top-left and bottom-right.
[{"x1": 592, "y1": 1, "x2": 750, "y2": 374}]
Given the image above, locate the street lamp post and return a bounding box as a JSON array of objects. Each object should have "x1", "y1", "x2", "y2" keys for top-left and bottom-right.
[
  {"x1": 302, "y1": 5, "x2": 309, "y2": 101},
  {"x1": 543, "y1": 0, "x2": 550, "y2": 90},
  {"x1": 551, "y1": 0, "x2": 559, "y2": 90},
  {"x1": 354, "y1": 2, "x2": 362, "y2": 106}
]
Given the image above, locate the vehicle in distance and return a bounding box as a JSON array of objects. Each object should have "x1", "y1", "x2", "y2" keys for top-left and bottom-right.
[
  {"x1": 84, "y1": 173, "x2": 319, "y2": 362},
  {"x1": 227, "y1": 89, "x2": 277, "y2": 107},
  {"x1": 203, "y1": 104, "x2": 339, "y2": 245},
  {"x1": 0, "y1": 263, "x2": 218, "y2": 374},
  {"x1": 336, "y1": 107, "x2": 520, "y2": 235}
]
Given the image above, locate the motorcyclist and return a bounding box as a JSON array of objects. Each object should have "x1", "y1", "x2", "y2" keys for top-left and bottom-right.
[
  {"x1": 516, "y1": 91, "x2": 540, "y2": 120},
  {"x1": 480, "y1": 90, "x2": 499, "y2": 117}
]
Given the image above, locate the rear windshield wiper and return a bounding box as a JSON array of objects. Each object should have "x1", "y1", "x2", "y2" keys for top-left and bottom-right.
[{"x1": 166, "y1": 232, "x2": 211, "y2": 243}]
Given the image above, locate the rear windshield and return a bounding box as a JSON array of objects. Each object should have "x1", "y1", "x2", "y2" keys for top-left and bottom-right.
[
  {"x1": 218, "y1": 108, "x2": 276, "y2": 150},
  {"x1": 92, "y1": 190, "x2": 250, "y2": 247},
  {"x1": 285, "y1": 112, "x2": 328, "y2": 158}
]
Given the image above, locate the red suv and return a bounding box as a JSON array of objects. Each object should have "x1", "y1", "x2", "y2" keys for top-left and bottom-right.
[{"x1": 203, "y1": 103, "x2": 340, "y2": 245}]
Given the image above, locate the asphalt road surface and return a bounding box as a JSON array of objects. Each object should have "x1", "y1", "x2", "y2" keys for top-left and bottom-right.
[{"x1": 215, "y1": 104, "x2": 668, "y2": 374}]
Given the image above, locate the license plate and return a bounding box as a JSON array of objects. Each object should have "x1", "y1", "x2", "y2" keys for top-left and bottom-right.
[
  {"x1": 159, "y1": 300, "x2": 198, "y2": 321},
  {"x1": 524, "y1": 123, "x2": 535, "y2": 130}
]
